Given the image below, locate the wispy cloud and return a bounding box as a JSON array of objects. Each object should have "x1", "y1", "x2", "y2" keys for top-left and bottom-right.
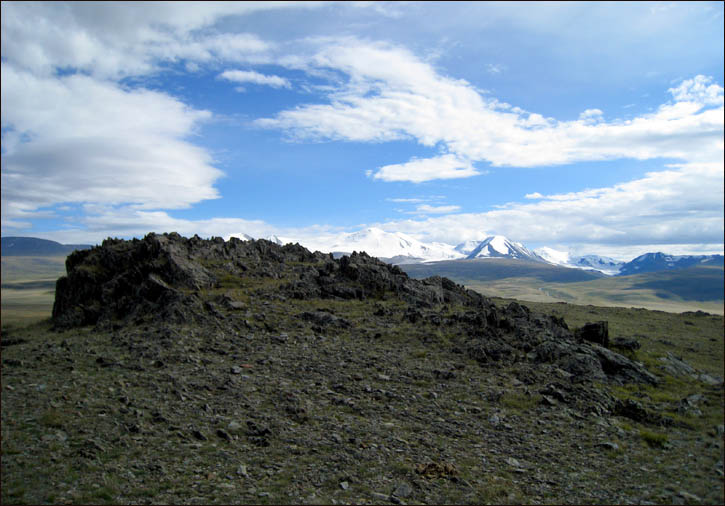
[
  {"x1": 219, "y1": 69, "x2": 291, "y2": 89},
  {"x1": 486, "y1": 63, "x2": 505, "y2": 74},
  {"x1": 258, "y1": 39, "x2": 723, "y2": 182},
  {"x1": 408, "y1": 204, "x2": 461, "y2": 215},
  {"x1": 369, "y1": 155, "x2": 479, "y2": 183}
]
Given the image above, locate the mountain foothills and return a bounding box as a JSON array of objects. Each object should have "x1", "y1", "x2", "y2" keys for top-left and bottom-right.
[
  {"x1": 1, "y1": 237, "x2": 92, "y2": 257},
  {"x1": 1, "y1": 232, "x2": 723, "y2": 505}
]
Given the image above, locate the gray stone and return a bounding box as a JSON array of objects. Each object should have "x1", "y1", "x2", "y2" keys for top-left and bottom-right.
[
  {"x1": 392, "y1": 482, "x2": 412, "y2": 498},
  {"x1": 678, "y1": 491, "x2": 701, "y2": 503},
  {"x1": 339, "y1": 481, "x2": 349, "y2": 490},
  {"x1": 597, "y1": 441, "x2": 619, "y2": 451}
]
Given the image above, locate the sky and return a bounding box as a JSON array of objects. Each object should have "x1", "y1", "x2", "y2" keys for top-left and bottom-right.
[{"x1": 1, "y1": 1, "x2": 723, "y2": 260}]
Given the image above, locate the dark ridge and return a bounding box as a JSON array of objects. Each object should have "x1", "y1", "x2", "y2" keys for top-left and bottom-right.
[
  {"x1": 51, "y1": 232, "x2": 658, "y2": 386},
  {"x1": 1, "y1": 236, "x2": 92, "y2": 256}
]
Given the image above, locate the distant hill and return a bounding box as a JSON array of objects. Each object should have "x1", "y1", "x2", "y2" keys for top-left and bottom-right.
[
  {"x1": 618, "y1": 252, "x2": 723, "y2": 276},
  {"x1": 625, "y1": 265, "x2": 724, "y2": 301},
  {"x1": 1, "y1": 237, "x2": 92, "y2": 256},
  {"x1": 400, "y1": 257, "x2": 604, "y2": 283}
]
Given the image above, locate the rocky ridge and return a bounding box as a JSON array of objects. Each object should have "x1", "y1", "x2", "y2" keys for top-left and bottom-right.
[{"x1": 53, "y1": 232, "x2": 656, "y2": 389}]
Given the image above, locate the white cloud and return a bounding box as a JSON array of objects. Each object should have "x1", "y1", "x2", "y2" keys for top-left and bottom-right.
[
  {"x1": 1, "y1": 65, "x2": 221, "y2": 227},
  {"x1": 371, "y1": 155, "x2": 479, "y2": 183},
  {"x1": 668, "y1": 75, "x2": 724, "y2": 106},
  {"x1": 219, "y1": 69, "x2": 291, "y2": 89},
  {"x1": 409, "y1": 204, "x2": 462, "y2": 215},
  {"x1": 0, "y1": 2, "x2": 324, "y2": 79},
  {"x1": 373, "y1": 161, "x2": 723, "y2": 250},
  {"x1": 387, "y1": 198, "x2": 425, "y2": 203},
  {"x1": 486, "y1": 63, "x2": 505, "y2": 74},
  {"x1": 258, "y1": 39, "x2": 723, "y2": 181}
]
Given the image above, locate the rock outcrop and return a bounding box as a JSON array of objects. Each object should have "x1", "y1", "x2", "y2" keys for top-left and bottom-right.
[{"x1": 52, "y1": 232, "x2": 658, "y2": 385}]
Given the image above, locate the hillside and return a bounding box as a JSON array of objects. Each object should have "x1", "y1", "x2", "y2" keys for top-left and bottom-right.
[
  {"x1": 401, "y1": 258, "x2": 604, "y2": 283},
  {"x1": 1, "y1": 237, "x2": 92, "y2": 257},
  {"x1": 1, "y1": 233, "x2": 723, "y2": 505},
  {"x1": 402, "y1": 259, "x2": 723, "y2": 314}
]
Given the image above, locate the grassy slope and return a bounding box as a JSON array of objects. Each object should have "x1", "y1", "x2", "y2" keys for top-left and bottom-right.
[
  {"x1": 402, "y1": 258, "x2": 604, "y2": 283},
  {"x1": 403, "y1": 261, "x2": 724, "y2": 315},
  {"x1": 1, "y1": 256, "x2": 67, "y2": 326}
]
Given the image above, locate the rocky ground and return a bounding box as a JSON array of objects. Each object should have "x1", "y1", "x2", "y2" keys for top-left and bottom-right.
[{"x1": 2, "y1": 233, "x2": 723, "y2": 504}]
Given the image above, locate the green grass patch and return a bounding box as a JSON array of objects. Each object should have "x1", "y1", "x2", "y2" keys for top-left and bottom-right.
[{"x1": 639, "y1": 429, "x2": 668, "y2": 448}]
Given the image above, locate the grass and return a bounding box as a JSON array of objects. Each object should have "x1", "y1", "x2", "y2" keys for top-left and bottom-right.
[
  {"x1": 639, "y1": 429, "x2": 668, "y2": 448},
  {"x1": 468, "y1": 277, "x2": 724, "y2": 315}
]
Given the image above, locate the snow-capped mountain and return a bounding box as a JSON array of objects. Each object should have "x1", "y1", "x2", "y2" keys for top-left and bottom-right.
[
  {"x1": 326, "y1": 227, "x2": 462, "y2": 263},
  {"x1": 572, "y1": 255, "x2": 624, "y2": 275},
  {"x1": 454, "y1": 239, "x2": 484, "y2": 256},
  {"x1": 534, "y1": 246, "x2": 572, "y2": 266},
  {"x1": 229, "y1": 233, "x2": 254, "y2": 241},
  {"x1": 534, "y1": 247, "x2": 624, "y2": 275},
  {"x1": 618, "y1": 252, "x2": 724, "y2": 276},
  {"x1": 467, "y1": 236, "x2": 543, "y2": 261},
  {"x1": 265, "y1": 235, "x2": 296, "y2": 246}
]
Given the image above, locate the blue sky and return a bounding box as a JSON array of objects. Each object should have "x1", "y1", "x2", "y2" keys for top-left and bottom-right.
[{"x1": 1, "y1": 1, "x2": 723, "y2": 259}]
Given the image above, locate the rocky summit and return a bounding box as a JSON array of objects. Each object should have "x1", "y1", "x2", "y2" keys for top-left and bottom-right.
[
  {"x1": 3, "y1": 232, "x2": 723, "y2": 504},
  {"x1": 52, "y1": 232, "x2": 656, "y2": 389}
]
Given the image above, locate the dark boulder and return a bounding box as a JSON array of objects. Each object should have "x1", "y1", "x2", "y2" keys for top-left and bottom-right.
[{"x1": 576, "y1": 321, "x2": 609, "y2": 348}]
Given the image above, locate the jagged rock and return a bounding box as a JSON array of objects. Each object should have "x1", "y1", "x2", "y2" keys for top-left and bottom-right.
[
  {"x1": 591, "y1": 345, "x2": 658, "y2": 385},
  {"x1": 576, "y1": 321, "x2": 609, "y2": 348},
  {"x1": 611, "y1": 337, "x2": 641, "y2": 352}
]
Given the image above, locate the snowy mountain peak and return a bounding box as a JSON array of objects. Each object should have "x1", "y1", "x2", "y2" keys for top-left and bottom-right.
[
  {"x1": 327, "y1": 228, "x2": 460, "y2": 262},
  {"x1": 467, "y1": 235, "x2": 541, "y2": 261},
  {"x1": 454, "y1": 239, "x2": 484, "y2": 256},
  {"x1": 265, "y1": 235, "x2": 285, "y2": 245},
  {"x1": 534, "y1": 247, "x2": 624, "y2": 275},
  {"x1": 534, "y1": 247, "x2": 571, "y2": 266}
]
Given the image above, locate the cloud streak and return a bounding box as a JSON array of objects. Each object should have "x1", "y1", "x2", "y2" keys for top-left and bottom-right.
[
  {"x1": 219, "y1": 69, "x2": 291, "y2": 89},
  {"x1": 258, "y1": 40, "x2": 723, "y2": 182}
]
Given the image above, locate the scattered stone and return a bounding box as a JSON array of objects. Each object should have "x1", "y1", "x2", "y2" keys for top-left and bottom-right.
[
  {"x1": 506, "y1": 457, "x2": 522, "y2": 468},
  {"x1": 678, "y1": 491, "x2": 702, "y2": 503},
  {"x1": 216, "y1": 429, "x2": 232, "y2": 441},
  {"x1": 340, "y1": 481, "x2": 349, "y2": 490},
  {"x1": 597, "y1": 441, "x2": 620, "y2": 451},
  {"x1": 658, "y1": 353, "x2": 697, "y2": 378},
  {"x1": 415, "y1": 462, "x2": 458, "y2": 479},
  {"x1": 236, "y1": 465, "x2": 249, "y2": 477},
  {"x1": 191, "y1": 429, "x2": 207, "y2": 441},
  {"x1": 392, "y1": 482, "x2": 412, "y2": 498}
]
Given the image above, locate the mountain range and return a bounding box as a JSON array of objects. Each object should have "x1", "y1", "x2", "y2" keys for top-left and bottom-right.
[{"x1": 3, "y1": 232, "x2": 722, "y2": 278}]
